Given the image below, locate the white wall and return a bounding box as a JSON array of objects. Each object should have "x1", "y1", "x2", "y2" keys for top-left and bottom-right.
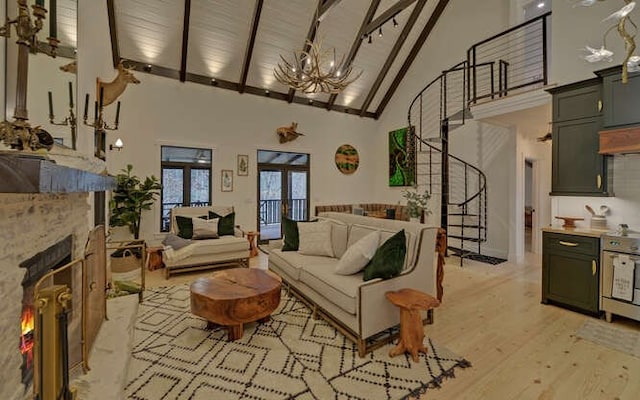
[
  {"x1": 77, "y1": 0, "x2": 381, "y2": 242},
  {"x1": 551, "y1": 0, "x2": 634, "y2": 85}
]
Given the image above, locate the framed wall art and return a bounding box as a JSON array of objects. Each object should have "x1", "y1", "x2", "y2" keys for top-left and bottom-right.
[
  {"x1": 237, "y1": 154, "x2": 249, "y2": 176},
  {"x1": 388, "y1": 127, "x2": 415, "y2": 186},
  {"x1": 221, "y1": 169, "x2": 233, "y2": 192}
]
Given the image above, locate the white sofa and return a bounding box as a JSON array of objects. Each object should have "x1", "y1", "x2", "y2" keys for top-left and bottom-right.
[
  {"x1": 268, "y1": 212, "x2": 439, "y2": 356},
  {"x1": 163, "y1": 206, "x2": 250, "y2": 279}
]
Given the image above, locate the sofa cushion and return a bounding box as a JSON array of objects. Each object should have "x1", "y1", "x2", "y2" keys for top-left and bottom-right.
[
  {"x1": 192, "y1": 217, "x2": 219, "y2": 239},
  {"x1": 176, "y1": 215, "x2": 207, "y2": 239},
  {"x1": 363, "y1": 230, "x2": 407, "y2": 281},
  {"x1": 269, "y1": 249, "x2": 336, "y2": 280},
  {"x1": 335, "y1": 231, "x2": 379, "y2": 275},
  {"x1": 318, "y1": 217, "x2": 349, "y2": 258},
  {"x1": 208, "y1": 211, "x2": 235, "y2": 236},
  {"x1": 162, "y1": 234, "x2": 191, "y2": 250},
  {"x1": 300, "y1": 263, "x2": 361, "y2": 315},
  {"x1": 298, "y1": 220, "x2": 334, "y2": 257},
  {"x1": 188, "y1": 235, "x2": 248, "y2": 256},
  {"x1": 282, "y1": 217, "x2": 318, "y2": 251}
]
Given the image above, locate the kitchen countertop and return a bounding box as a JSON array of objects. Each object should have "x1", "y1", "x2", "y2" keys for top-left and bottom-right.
[{"x1": 541, "y1": 226, "x2": 610, "y2": 238}]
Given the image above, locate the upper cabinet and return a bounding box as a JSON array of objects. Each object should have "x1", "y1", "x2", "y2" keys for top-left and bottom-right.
[
  {"x1": 548, "y1": 79, "x2": 612, "y2": 196},
  {"x1": 597, "y1": 67, "x2": 640, "y2": 129},
  {"x1": 552, "y1": 78, "x2": 602, "y2": 122}
]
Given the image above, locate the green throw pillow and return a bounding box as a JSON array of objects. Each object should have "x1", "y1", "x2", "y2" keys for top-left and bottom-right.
[
  {"x1": 175, "y1": 215, "x2": 207, "y2": 239},
  {"x1": 209, "y1": 211, "x2": 236, "y2": 236},
  {"x1": 363, "y1": 229, "x2": 406, "y2": 281},
  {"x1": 282, "y1": 216, "x2": 299, "y2": 251}
]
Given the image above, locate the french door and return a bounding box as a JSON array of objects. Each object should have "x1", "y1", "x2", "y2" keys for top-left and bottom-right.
[{"x1": 257, "y1": 151, "x2": 310, "y2": 240}]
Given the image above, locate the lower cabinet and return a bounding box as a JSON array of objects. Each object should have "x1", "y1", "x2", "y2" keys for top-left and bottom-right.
[{"x1": 542, "y1": 232, "x2": 600, "y2": 314}]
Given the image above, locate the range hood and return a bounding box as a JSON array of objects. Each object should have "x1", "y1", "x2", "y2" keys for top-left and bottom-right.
[
  {"x1": 0, "y1": 152, "x2": 115, "y2": 193},
  {"x1": 599, "y1": 126, "x2": 640, "y2": 155}
]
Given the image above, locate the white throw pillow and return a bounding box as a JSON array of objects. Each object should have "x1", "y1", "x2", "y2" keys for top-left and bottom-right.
[
  {"x1": 334, "y1": 231, "x2": 380, "y2": 275},
  {"x1": 192, "y1": 217, "x2": 219, "y2": 239},
  {"x1": 298, "y1": 220, "x2": 334, "y2": 257}
]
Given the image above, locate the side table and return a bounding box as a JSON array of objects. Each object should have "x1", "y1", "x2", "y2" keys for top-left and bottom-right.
[
  {"x1": 246, "y1": 231, "x2": 260, "y2": 258},
  {"x1": 146, "y1": 246, "x2": 165, "y2": 271},
  {"x1": 386, "y1": 288, "x2": 440, "y2": 362}
]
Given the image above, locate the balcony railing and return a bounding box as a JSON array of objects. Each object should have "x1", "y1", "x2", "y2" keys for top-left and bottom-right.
[
  {"x1": 467, "y1": 11, "x2": 550, "y2": 104},
  {"x1": 259, "y1": 199, "x2": 307, "y2": 225}
]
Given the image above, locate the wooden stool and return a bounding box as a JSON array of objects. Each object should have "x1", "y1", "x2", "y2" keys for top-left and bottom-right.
[
  {"x1": 246, "y1": 231, "x2": 260, "y2": 258},
  {"x1": 145, "y1": 246, "x2": 164, "y2": 271},
  {"x1": 386, "y1": 288, "x2": 440, "y2": 362}
]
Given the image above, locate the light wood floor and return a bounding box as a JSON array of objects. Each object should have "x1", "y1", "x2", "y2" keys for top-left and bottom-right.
[{"x1": 145, "y1": 251, "x2": 640, "y2": 400}]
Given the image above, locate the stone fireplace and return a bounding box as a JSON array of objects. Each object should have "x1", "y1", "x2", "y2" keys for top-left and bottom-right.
[{"x1": 0, "y1": 192, "x2": 91, "y2": 400}]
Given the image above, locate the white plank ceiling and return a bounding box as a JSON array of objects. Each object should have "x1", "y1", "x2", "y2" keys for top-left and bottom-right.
[{"x1": 111, "y1": 0, "x2": 448, "y2": 117}]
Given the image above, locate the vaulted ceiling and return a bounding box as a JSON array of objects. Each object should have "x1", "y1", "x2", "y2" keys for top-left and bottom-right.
[{"x1": 108, "y1": 0, "x2": 450, "y2": 119}]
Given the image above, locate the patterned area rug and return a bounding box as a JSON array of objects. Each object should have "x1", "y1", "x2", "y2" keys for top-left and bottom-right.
[
  {"x1": 125, "y1": 285, "x2": 470, "y2": 399},
  {"x1": 576, "y1": 319, "x2": 640, "y2": 358}
]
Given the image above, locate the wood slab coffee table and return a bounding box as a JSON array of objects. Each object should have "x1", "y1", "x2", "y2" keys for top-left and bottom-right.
[{"x1": 190, "y1": 268, "x2": 281, "y2": 341}]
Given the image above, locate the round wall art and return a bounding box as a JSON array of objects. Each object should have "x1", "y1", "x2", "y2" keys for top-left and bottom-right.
[{"x1": 335, "y1": 144, "x2": 359, "y2": 174}]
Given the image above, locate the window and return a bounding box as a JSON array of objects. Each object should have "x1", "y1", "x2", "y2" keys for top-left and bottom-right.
[{"x1": 160, "y1": 146, "x2": 212, "y2": 231}]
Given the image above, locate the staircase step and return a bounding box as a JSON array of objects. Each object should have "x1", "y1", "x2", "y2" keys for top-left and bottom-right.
[
  {"x1": 449, "y1": 123, "x2": 465, "y2": 131},
  {"x1": 447, "y1": 235, "x2": 483, "y2": 242},
  {"x1": 448, "y1": 213, "x2": 479, "y2": 216},
  {"x1": 448, "y1": 108, "x2": 473, "y2": 121},
  {"x1": 448, "y1": 224, "x2": 485, "y2": 229}
]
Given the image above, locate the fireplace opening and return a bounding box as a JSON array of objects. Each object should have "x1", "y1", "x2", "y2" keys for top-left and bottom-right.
[{"x1": 19, "y1": 236, "x2": 72, "y2": 388}]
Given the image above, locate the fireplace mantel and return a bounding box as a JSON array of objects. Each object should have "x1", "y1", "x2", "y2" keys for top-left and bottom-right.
[{"x1": 0, "y1": 153, "x2": 115, "y2": 193}]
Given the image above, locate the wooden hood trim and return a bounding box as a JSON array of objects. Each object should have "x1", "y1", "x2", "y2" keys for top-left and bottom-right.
[{"x1": 599, "y1": 126, "x2": 640, "y2": 154}]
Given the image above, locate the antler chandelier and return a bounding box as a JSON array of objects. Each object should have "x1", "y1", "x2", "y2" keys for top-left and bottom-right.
[
  {"x1": 274, "y1": 39, "x2": 361, "y2": 94},
  {"x1": 578, "y1": 0, "x2": 638, "y2": 83}
]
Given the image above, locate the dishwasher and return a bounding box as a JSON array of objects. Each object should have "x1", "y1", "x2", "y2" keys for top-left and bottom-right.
[{"x1": 600, "y1": 231, "x2": 640, "y2": 322}]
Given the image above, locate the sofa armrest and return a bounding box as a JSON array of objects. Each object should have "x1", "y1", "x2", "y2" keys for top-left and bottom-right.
[
  {"x1": 234, "y1": 225, "x2": 245, "y2": 238},
  {"x1": 358, "y1": 252, "x2": 437, "y2": 339}
]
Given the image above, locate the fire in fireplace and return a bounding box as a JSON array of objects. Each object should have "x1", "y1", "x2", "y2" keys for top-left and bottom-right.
[
  {"x1": 20, "y1": 305, "x2": 35, "y2": 384},
  {"x1": 19, "y1": 235, "x2": 72, "y2": 388}
]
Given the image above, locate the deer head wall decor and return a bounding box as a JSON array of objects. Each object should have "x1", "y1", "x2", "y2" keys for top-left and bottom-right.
[
  {"x1": 96, "y1": 60, "x2": 140, "y2": 107},
  {"x1": 276, "y1": 122, "x2": 305, "y2": 143}
]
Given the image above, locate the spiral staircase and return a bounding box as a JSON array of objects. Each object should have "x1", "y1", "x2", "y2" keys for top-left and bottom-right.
[{"x1": 406, "y1": 12, "x2": 551, "y2": 265}]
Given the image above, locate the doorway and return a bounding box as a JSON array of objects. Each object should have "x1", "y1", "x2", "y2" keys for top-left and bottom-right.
[
  {"x1": 257, "y1": 150, "x2": 310, "y2": 241},
  {"x1": 525, "y1": 159, "x2": 534, "y2": 253}
]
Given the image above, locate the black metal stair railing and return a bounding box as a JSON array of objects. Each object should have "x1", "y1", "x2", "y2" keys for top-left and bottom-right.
[{"x1": 407, "y1": 12, "x2": 550, "y2": 264}]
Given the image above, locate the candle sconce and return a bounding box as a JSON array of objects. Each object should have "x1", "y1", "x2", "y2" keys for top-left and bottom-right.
[
  {"x1": 0, "y1": 0, "x2": 60, "y2": 152},
  {"x1": 82, "y1": 88, "x2": 121, "y2": 160},
  {"x1": 47, "y1": 81, "x2": 77, "y2": 150}
]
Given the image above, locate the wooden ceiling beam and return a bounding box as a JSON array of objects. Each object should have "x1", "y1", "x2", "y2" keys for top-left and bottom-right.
[
  {"x1": 106, "y1": 0, "x2": 120, "y2": 68},
  {"x1": 362, "y1": 0, "x2": 417, "y2": 37},
  {"x1": 376, "y1": 0, "x2": 450, "y2": 117},
  {"x1": 287, "y1": 0, "x2": 328, "y2": 103},
  {"x1": 318, "y1": 0, "x2": 343, "y2": 21},
  {"x1": 359, "y1": 0, "x2": 427, "y2": 116},
  {"x1": 326, "y1": 0, "x2": 381, "y2": 110},
  {"x1": 121, "y1": 59, "x2": 377, "y2": 118},
  {"x1": 179, "y1": 0, "x2": 192, "y2": 82},
  {"x1": 239, "y1": 0, "x2": 264, "y2": 94}
]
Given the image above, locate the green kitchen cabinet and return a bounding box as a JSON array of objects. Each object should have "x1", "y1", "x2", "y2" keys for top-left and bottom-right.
[
  {"x1": 597, "y1": 66, "x2": 640, "y2": 129},
  {"x1": 550, "y1": 78, "x2": 602, "y2": 123},
  {"x1": 542, "y1": 232, "x2": 600, "y2": 314},
  {"x1": 548, "y1": 79, "x2": 612, "y2": 196}
]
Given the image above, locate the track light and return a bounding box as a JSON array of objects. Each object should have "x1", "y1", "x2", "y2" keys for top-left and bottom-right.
[
  {"x1": 378, "y1": 27, "x2": 383, "y2": 37},
  {"x1": 393, "y1": 17, "x2": 398, "y2": 27},
  {"x1": 144, "y1": 64, "x2": 152, "y2": 72},
  {"x1": 368, "y1": 35, "x2": 372, "y2": 44},
  {"x1": 211, "y1": 78, "x2": 217, "y2": 85}
]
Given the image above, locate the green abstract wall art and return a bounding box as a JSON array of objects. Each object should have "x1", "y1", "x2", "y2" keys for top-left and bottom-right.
[{"x1": 388, "y1": 127, "x2": 415, "y2": 187}]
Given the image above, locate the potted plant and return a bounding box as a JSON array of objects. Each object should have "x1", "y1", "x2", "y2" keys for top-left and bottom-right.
[
  {"x1": 402, "y1": 187, "x2": 431, "y2": 223},
  {"x1": 109, "y1": 164, "x2": 162, "y2": 240}
]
